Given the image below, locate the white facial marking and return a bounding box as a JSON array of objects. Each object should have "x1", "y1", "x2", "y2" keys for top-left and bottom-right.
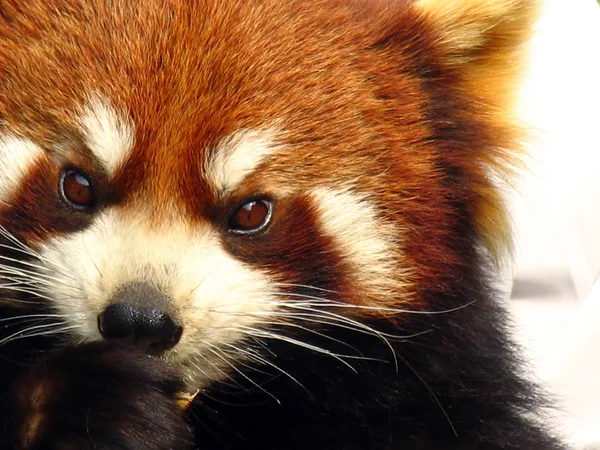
[
  {"x1": 205, "y1": 129, "x2": 279, "y2": 195},
  {"x1": 310, "y1": 187, "x2": 405, "y2": 297},
  {"x1": 37, "y1": 209, "x2": 276, "y2": 389},
  {"x1": 0, "y1": 134, "x2": 45, "y2": 203},
  {"x1": 79, "y1": 96, "x2": 134, "y2": 176}
]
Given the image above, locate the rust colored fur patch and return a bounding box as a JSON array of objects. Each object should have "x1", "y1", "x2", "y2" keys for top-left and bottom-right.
[{"x1": 0, "y1": 0, "x2": 539, "y2": 312}]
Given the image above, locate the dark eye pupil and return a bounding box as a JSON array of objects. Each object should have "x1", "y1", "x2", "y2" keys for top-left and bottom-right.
[
  {"x1": 230, "y1": 200, "x2": 270, "y2": 232},
  {"x1": 61, "y1": 170, "x2": 94, "y2": 208}
]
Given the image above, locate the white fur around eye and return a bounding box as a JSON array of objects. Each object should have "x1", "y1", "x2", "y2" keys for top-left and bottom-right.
[
  {"x1": 0, "y1": 134, "x2": 45, "y2": 203},
  {"x1": 78, "y1": 96, "x2": 135, "y2": 176},
  {"x1": 205, "y1": 129, "x2": 280, "y2": 196}
]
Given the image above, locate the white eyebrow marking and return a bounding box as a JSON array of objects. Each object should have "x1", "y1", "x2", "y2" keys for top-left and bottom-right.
[
  {"x1": 0, "y1": 134, "x2": 45, "y2": 203},
  {"x1": 205, "y1": 129, "x2": 280, "y2": 195},
  {"x1": 79, "y1": 96, "x2": 135, "y2": 176}
]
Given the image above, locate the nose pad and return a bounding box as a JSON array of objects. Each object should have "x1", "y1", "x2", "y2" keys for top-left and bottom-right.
[
  {"x1": 97, "y1": 283, "x2": 183, "y2": 354},
  {"x1": 98, "y1": 304, "x2": 183, "y2": 354}
]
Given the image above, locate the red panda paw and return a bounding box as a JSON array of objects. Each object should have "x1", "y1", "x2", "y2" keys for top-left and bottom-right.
[{"x1": 3, "y1": 342, "x2": 195, "y2": 450}]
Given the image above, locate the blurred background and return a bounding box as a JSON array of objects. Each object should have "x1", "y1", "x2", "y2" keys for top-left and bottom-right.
[{"x1": 509, "y1": 0, "x2": 600, "y2": 447}]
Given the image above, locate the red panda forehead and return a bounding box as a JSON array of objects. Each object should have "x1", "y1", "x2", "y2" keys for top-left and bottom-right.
[
  {"x1": 0, "y1": 0, "x2": 427, "y2": 217},
  {"x1": 0, "y1": 0, "x2": 390, "y2": 134}
]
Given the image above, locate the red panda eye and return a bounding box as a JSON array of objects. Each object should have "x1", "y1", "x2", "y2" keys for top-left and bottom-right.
[
  {"x1": 60, "y1": 169, "x2": 95, "y2": 210},
  {"x1": 228, "y1": 199, "x2": 272, "y2": 233}
]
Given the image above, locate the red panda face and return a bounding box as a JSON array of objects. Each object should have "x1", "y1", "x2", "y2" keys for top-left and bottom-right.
[{"x1": 0, "y1": 0, "x2": 537, "y2": 390}]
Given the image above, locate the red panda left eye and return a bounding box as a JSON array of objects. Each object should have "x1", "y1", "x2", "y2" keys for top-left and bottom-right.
[
  {"x1": 228, "y1": 199, "x2": 272, "y2": 233},
  {"x1": 60, "y1": 169, "x2": 95, "y2": 210}
]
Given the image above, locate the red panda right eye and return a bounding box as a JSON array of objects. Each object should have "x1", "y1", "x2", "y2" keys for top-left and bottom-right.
[
  {"x1": 60, "y1": 169, "x2": 95, "y2": 210},
  {"x1": 228, "y1": 199, "x2": 272, "y2": 234}
]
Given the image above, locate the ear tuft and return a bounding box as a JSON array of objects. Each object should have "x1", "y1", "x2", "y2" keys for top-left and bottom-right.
[
  {"x1": 415, "y1": 0, "x2": 541, "y2": 112},
  {"x1": 416, "y1": 0, "x2": 540, "y2": 62}
]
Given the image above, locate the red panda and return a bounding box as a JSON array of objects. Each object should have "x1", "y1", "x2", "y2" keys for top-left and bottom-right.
[{"x1": 0, "y1": 0, "x2": 566, "y2": 449}]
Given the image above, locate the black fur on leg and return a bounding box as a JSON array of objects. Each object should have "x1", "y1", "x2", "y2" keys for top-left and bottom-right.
[{"x1": 1, "y1": 342, "x2": 194, "y2": 450}]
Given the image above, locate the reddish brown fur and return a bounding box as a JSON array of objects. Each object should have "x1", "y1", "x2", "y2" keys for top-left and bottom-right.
[{"x1": 0, "y1": 0, "x2": 537, "y2": 312}]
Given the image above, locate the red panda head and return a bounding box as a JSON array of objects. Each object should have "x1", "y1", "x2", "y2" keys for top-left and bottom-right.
[{"x1": 0, "y1": 0, "x2": 538, "y2": 389}]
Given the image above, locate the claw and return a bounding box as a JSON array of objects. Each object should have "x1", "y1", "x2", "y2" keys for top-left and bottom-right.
[{"x1": 175, "y1": 389, "x2": 200, "y2": 411}]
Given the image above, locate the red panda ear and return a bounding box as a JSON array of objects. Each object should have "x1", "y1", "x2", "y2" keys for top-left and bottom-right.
[
  {"x1": 416, "y1": 0, "x2": 539, "y2": 55},
  {"x1": 414, "y1": 0, "x2": 540, "y2": 119}
]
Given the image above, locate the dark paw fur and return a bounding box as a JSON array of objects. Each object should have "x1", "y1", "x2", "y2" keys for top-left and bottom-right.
[{"x1": 2, "y1": 342, "x2": 194, "y2": 450}]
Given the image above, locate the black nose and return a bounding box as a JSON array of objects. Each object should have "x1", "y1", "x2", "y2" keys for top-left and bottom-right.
[
  {"x1": 98, "y1": 283, "x2": 182, "y2": 354},
  {"x1": 98, "y1": 304, "x2": 182, "y2": 354}
]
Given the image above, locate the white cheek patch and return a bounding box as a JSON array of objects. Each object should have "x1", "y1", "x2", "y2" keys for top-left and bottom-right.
[
  {"x1": 78, "y1": 96, "x2": 134, "y2": 176},
  {"x1": 36, "y1": 209, "x2": 277, "y2": 388},
  {"x1": 310, "y1": 187, "x2": 406, "y2": 299},
  {"x1": 0, "y1": 134, "x2": 45, "y2": 203},
  {"x1": 205, "y1": 129, "x2": 280, "y2": 195}
]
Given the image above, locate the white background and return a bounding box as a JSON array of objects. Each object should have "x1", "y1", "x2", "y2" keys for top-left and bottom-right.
[{"x1": 511, "y1": 0, "x2": 600, "y2": 447}]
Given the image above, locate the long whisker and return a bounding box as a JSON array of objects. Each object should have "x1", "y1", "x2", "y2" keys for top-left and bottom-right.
[
  {"x1": 0, "y1": 227, "x2": 34, "y2": 253},
  {"x1": 270, "y1": 282, "x2": 339, "y2": 295},
  {"x1": 0, "y1": 246, "x2": 74, "y2": 281},
  {"x1": 0, "y1": 274, "x2": 79, "y2": 294},
  {"x1": 395, "y1": 352, "x2": 458, "y2": 438},
  {"x1": 0, "y1": 257, "x2": 77, "y2": 284},
  {"x1": 245, "y1": 311, "x2": 435, "y2": 371},
  {"x1": 0, "y1": 324, "x2": 81, "y2": 346},
  {"x1": 205, "y1": 343, "x2": 281, "y2": 404},
  {"x1": 0, "y1": 313, "x2": 73, "y2": 323},
  {"x1": 234, "y1": 325, "x2": 359, "y2": 373},
  {"x1": 218, "y1": 347, "x2": 280, "y2": 380},
  {"x1": 219, "y1": 339, "x2": 310, "y2": 395},
  {"x1": 272, "y1": 304, "x2": 400, "y2": 369},
  {"x1": 0, "y1": 285, "x2": 70, "y2": 303},
  {"x1": 0, "y1": 322, "x2": 80, "y2": 346},
  {"x1": 265, "y1": 290, "x2": 476, "y2": 316},
  {"x1": 201, "y1": 303, "x2": 401, "y2": 369},
  {"x1": 248, "y1": 309, "x2": 431, "y2": 340},
  {"x1": 242, "y1": 315, "x2": 383, "y2": 361},
  {"x1": 0, "y1": 227, "x2": 74, "y2": 276},
  {"x1": 0, "y1": 298, "x2": 40, "y2": 306},
  {"x1": 185, "y1": 354, "x2": 243, "y2": 390}
]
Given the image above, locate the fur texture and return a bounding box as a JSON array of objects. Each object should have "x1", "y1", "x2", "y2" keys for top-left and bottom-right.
[{"x1": 0, "y1": 0, "x2": 566, "y2": 449}]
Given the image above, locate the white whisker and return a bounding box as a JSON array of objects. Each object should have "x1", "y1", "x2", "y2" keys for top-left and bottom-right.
[
  {"x1": 186, "y1": 354, "x2": 242, "y2": 390},
  {"x1": 220, "y1": 341, "x2": 310, "y2": 393},
  {"x1": 1, "y1": 324, "x2": 81, "y2": 346},
  {"x1": 270, "y1": 282, "x2": 338, "y2": 295},
  {"x1": 235, "y1": 325, "x2": 359, "y2": 373},
  {"x1": 266, "y1": 290, "x2": 475, "y2": 316},
  {"x1": 0, "y1": 322, "x2": 77, "y2": 345},
  {"x1": 0, "y1": 256, "x2": 77, "y2": 284},
  {"x1": 0, "y1": 313, "x2": 72, "y2": 323},
  {"x1": 0, "y1": 285, "x2": 70, "y2": 303},
  {"x1": 272, "y1": 305, "x2": 399, "y2": 369},
  {"x1": 0, "y1": 227, "x2": 75, "y2": 279},
  {"x1": 205, "y1": 343, "x2": 281, "y2": 404}
]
